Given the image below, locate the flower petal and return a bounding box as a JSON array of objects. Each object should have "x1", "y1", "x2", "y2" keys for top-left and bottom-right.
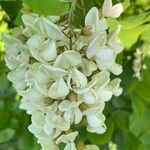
[
  {"x1": 96, "y1": 48, "x2": 113, "y2": 61},
  {"x1": 87, "y1": 115, "x2": 102, "y2": 128},
  {"x1": 102, "y1": 0, "x2": 123, "y2": 18},
  {"x1": 34, "y1": 17, "x2": 63, "y2": 40},
  {"x1": 59, "y1": 100, "x2": 72, "y2": 111},
  {"x1": 42, "y1": 40, "x2": 57, "y2": 61},
  {"x1": 97, "y1": 89, "x2": 113, "y2": 101},
  {"x1": 48, "y1": 78, "x2": 69, "y2": 99},
  {"x1": 70, "y1": 67, "x2": 87, "y2": 88},
  {"x1": 83, "y1": 91, "x2": 96, "y2": 104},
  {"x1": 54, "y1": 51, "x2": 82, "y2": 69},
  {"x1": 22, "y1": 14, "x2": 38, "y2": 27},
  {"x1": 85, "y1": 7, "x2": 99, "y2": 31},
  {"x1": 85, "y1": 145, "x2": 99, "y2": 150},
  {"x1": 74, "y1": 108, "x2": 82, "y2": 124}
]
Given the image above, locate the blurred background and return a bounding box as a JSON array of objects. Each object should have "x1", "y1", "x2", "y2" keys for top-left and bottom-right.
[{"x1": 0, "y1": 0, "x2": 150, "y2": 150}]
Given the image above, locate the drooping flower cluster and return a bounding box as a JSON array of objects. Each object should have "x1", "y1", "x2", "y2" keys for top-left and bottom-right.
[
  {"x1": 3, "y1": 0, "x2": 123, "y2": 149},
  {"x1": 133, "y1": 48, "x2": 143, "y2": 80}
]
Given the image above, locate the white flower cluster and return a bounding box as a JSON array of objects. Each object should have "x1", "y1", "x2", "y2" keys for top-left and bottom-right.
[
  {"x1": 133, "y1": 49, "x2": 142, "y2": 80},
  {"x1": 3, "y1": 0, "x2": 123, "y2": 149}
]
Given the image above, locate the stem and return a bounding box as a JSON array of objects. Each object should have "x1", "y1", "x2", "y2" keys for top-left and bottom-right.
[{"x1": 68, "y1": 0, "x2": 77, "y2": 50}]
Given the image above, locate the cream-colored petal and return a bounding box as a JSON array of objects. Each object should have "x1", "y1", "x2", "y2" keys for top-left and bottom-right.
[
  {"x1": 42, "y1": 64, "x2": 68, "y2": 79},
  {"x1": 59, "y1": 100, "x2": 72, "y2": 111},
  {"x1": 83, "y1": 91, "x2": 96, "y2": 104},
  {"x1": 42, "y1": 40, "x2": 57, "y2": 61},
  {"x1": 85, "y1": 145, "x2": 99, "y2": 150},
  {"x1": 64, "y1": 110, "x2": 73, "y2": 123},
  {"x1": 96, "y1": 48, "x2": 114, "y2": 61},
  {"x1": 97, "y1": 89, "x2": 113, "y2": 101},
  {"x1": 48, "y1": 78, "x2": 69, "y2": 99},
  {"x1": 97, "y1": 18, "x2": 108, "y2": 31},
  {"x1": 108, "y1": 25, "x2": 123, "y2": 54},
  {"x1": 74, "y1": 108, "x2": 82, "y2": 124},
  {"x1": 87, "y1": 115, "x2": 102, "y2": 128},
  {"x1": 102, "y1": 0, "x2": 123, "y2": 18},
  {"x1": 34, "y1": 17, "x2": 63, "y2": 40},
  {"x1": 110, "y1": 64, "x2": 123, "y2": 75},
  {"x1": 85, "y1": 7, "x2": 99, "y2": 31},
  {"x1": 96, "y1": 57, "x2": 115, "y2": 70},
  {"x1": 54, "y1": 51, "x2": 82, "y2": 69},
  {"x1": 92, "y1": 71, "x2": 110, "y2": 89},
  {"x1": 71, "y1": 67, "x2": 87, "y2": 88},
  {"x1": 110, "y1": 3, "x2": 123, "y2": 18},
  {"x1": 81, "y1": 59, "x2": 97, "y2": 76},
  {"x1": 87, "y1": 37, "x2": 98, "y2": 58},
  {"x1": 22, "y1": 14, "x2": 38, "y2": 27},
  {"x1": 3, "y1": 33, "x2": 22, "y2": 46},
  {"x1": 27, "y1": 34, "x2": 45, "y2": 49}
]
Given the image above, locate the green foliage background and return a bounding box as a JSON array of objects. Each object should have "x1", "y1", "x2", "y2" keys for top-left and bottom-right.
[{"x1": 0, "y1": 0, "x2": 150, "y2": 149}]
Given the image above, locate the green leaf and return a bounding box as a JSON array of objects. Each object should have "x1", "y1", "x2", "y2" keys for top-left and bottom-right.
[
  {"x1": 0, "y1": 73, "x2": 9, "y2": 93},
  {"x1": 120, "y1": 24, "x2": 150, "y2": 49},
  {"x1": 131, "y1": 93, "x2": 145, "y2": 117},
  {"x1": 140, "y1": 130, "x2": 150, "y2": 145},
  {"x1": 18, "y1": 133, "x2": 41, "y2": 150},
  {"x1": 122, "y1": 0, "x2": 130, "y2": 11},
  {"x1": 120, "y1": 13, "x2": 150, "y2": 30},
  {"x1": 114, "y1": 131, "x2": 139, "y2": 150},
  {"x1": 0, "y1": 128, "x2": 15, "y2": 144},
  {"x1": 112, "y1": 96, "x2": 131, "y2": 109},
  {"x1": 0, "y1": 109, "x2": 9, "y2": 129},
  {"x1": 107, "y1": 18, "x2": 119, "y2": 32},
  {"x1": 22, "y1": 0, "x2": 69, "y2": 15},
  {"x1": 112, "y1": 110, "x2": 130, "y2": 132},
  {"x1": 130, "y1": 107, "x2": 150, "y2": 137},
  {"x1": 87, "y1": 118, "x2": 115, "y2": 145},
  {"x1": 0, "y1": 0, "x2": 22, "y2": 21},
  {"x1": 138, "y1": 144, "x2": 150, "y2": 150}
]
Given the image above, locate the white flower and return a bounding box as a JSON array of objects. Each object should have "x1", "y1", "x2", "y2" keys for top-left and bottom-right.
[
  {"x1": 56, "y1": 131, "x2": 78, "y2": 150},
  {"x1": 45, "y1": 102, "x2": 70, "y2": 131},
  {"x1": 19, "y1": 89, "x2": 46, "y2": 114},
  {"x1": 3, "y1": 33, "x2": 22, "y2": 46},
  {"x1": 39, "y1": 139, "x2": 59, "y2": 150},
  {"x1": 81, "y1": 58, "x2": 97, "y2": 77},
  {"x1": 107, "y1": 78, "x2": 123, "y2": 96},
  {"x1": 4, "y1": 38, "x2": 30, "y2": 70},
  {"x1": 25, "y1": 62, "x2": 41, "y2": 89},
  {"x1": 59, "y1": 100, "x2": 82, "y2": 124},
  {"x1": 102, "y1": 0, "x2": 123, "y2": 18},
  {"x1": 85, "y1": 7, "x2": 108, "y2": 33},
  {"x1": 83, "y1": 104, "x2": 106, "y2": 134},
  {"x1": 69, "y1": 67, "x2": 87, "y2": 88},
  {"x1": 22, "y1": 14, "x2": 38, "y2": 27},
  {"x1": 86, "y1": 29, "x2": 123, "y2": 75},
  {"x1": 82, "y1": 71, "x2": 110, "y2": 104},
  {"x1": 54, "y1": 50, "x2": 82, "y2": 70},
  {"x1": 27, "y1": 34, "x2": 57, "y2": 62},
  {"x1": 7, "y1": 65, "x2": 28, "y2": 94},
  {"x1": 28, "y1": 111, "x2": 47, "y2": 140},
  {"x1": 67, "y1": 67, "x2": 92, "y2": 94},
  {"x1": 107, "y1": 25, "x2": 124, "y2": 54},
  {"x1": 35, "y1": 64, "x2": 69, "y2": 98},
  {"x1": 86, "y1": 31, "x2": 107, "y2": 59},
  {"x1": 48, "y1": 78, "x2": 70, "y2": 99},
  {"x1": 4, "y1": 3, "x2": 124, "y2": 148},
  {"x1": 33, "y1": 17, "x2": 63, "y2": 40}
]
